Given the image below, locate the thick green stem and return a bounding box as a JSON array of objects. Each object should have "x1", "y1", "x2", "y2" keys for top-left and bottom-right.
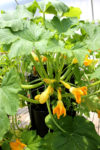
[
  {"x1": 88, "y1": 80, "x2": 100, "y2": 87},
  {"x1": 19, "y1": 94, "x2": 39, "y2": 104},
  {"x1": 46, "y1": 100, "x2": 66, "y2": 133},
  {"x1": 21, "y1": 82, "x2": 44, "y2": 89},
  {"x1": 60, "y1": 66, "x2": 72, "y2": 80}
]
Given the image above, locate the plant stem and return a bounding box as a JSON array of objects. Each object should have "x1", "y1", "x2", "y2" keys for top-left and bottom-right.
[
  {"x1": 43, "y1": 12, "x2": 45, "y2": 27},
  {"x1": 88, "y1": 80, "x2": 100, "y2": 87},
  {"x1": 21, "y1": 82, "x2": 44, "y2": 89},
  {"x1": 46, "y1": 100, "x2": 66, "y2": 133},
  {"x1": 12, "y1": 116, "x2": 16, "y2": 135},
  {"x1": 15, "y1": 115, "x2": 22, "y2": 130},
  {"x1": 18, "y1": 94, "x2": 39, "y2": 104},
  {"x1": 60, "y1": 66, "x2": 72, "y2": 80}
]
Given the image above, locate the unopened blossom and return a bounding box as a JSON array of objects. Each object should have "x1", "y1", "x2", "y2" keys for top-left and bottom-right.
[
  {"x1": 39, "y1": 85, "x2": 53, "y2": 104},
  {"x1": 31, "y1": 51, "x2": 39, "y2": 62},
  {"x1": 60, "y1": 80, "x2": 71, "y2": 89},
  {"x1": 72, "y1": 58, "x2": 78, "y2": 64}
]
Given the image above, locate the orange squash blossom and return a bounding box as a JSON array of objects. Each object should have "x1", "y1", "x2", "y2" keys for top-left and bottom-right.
[
  {"x1": 53, "y1": 100, "x2": 66, "y2": 119},
  {"x1": 10, "y1": 139, "x2": 26, "y2": 150},
  {"x1": 70, "y1": 86, "x2": 87, "y2": 104}
]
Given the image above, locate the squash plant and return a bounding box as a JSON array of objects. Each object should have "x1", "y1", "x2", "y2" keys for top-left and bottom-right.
[{"x1": 0, "y1": 0, "x2": 100, "y2": 149}]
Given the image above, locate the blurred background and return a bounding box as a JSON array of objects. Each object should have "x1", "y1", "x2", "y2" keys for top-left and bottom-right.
[{"x1": 0, "y1": 0, "x2": 100, "y2": 21}]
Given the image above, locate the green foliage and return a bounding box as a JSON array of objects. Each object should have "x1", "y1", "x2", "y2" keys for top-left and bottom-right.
[
  {"x1": 90, "y1": 66, "x2": 100, "y2": 79},
  {"x1": 0, "y1": 111, "x2": 10, "y2": 141},
  {"x1": 0, "y1": 5, "x2": 34, "y2": 31},
  {"x1": 45, "y1": 16, "x2": 78, "y2": 33},
  {"x1": 21, "y1": 130, "x2": 43, "y2": 150},
  {"x1": 0, "y1": 0, "x2": 100, "y2": 148},
  {"x1": 38, "y1": 0, "x2": 69, "y2": 16},
  {"x1": 0, "y1": 69, "x2": 21, "y2": 115},
  {"x1": 0, "y1": 29, "x2": 18, "y2": 44},
  {"x1": 45, "y1": 115, "x2": 100, "y2": 150},
  {"x1": 64, "y1": 7, "x2": 82, "y2": 19}
]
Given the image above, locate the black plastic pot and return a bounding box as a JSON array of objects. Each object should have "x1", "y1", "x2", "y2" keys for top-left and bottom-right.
[{"x1": 28, "y1": 74, "x2": 49, "y2": 137}]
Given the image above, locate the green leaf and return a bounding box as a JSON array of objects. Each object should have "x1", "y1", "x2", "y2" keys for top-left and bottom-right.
[
  {"x1": 0, "y1": 29, "x2": 18, "y2": 44},
  {"x1": 80, "y1": 95, "x2": 100, "y2": 113},
  {"x1": 21, "y1": 130, "x2": 37, "y2": 145},
  {"x1": 0, "y1": 5, "x2": 33, "y2": 31},
  {"x1": 27, "y1": 0, "x2": 39, "y2": 15},
  {"x1": 0, "y1": 69, "x2": 21, "y2": 115},
  {"x1": 0, "y1": 111, "x2": 10, "y2": 141},
  {"x1": 72, "y1": 48, "x2": 89, "y2": 65},
  {"x1": 21, "y1": 130, "x2": 43, "y2": 150},
  {"x1": 38, "y1": 0, "x2": 69, "y2": 16},
  {"x1": 45, "y1": 115, "x2": 100, "y2": 150},
  {"x1": 90, "y1": 66, "x2": 100, "y2": 79},
  {"x1": 8, "y1": 39, "x2": 33, "y2": 59},
  {"x1": 2, "y1": 141, "x2": 11, "y2": 150},
  {"x1": 45, "y1": 16, "x2": 78, "y2": 33},
  {"x1": 40, "y1": 38, "x2": 66, "y2": 53},
  {"x1": 28, "y1": 136, "x2": 43, "y2": 150},
  {"x1": 64, "y1": 7, "x2": 82, "y2": 19}
]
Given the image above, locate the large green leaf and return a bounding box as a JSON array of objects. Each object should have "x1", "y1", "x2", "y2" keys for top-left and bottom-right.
[
  {"x1": 38, "y1": 0, "x2": 69, "y2": 16},
  {"x1": 0, "y1": 5, "x2": 34, "y2": 31},
  {"x1": 72, "y1": 48, "x2": 89, "y2": 65},
  {"x1": 80, "y1": 23, "x2": 100, "y2": 50},
  {"x1": 0, "y1": 69, "x2": 21, "y2": 115},
  {"x1": 0, "y1": 111, "x2": 10, "y2": 141},
  {"x1": 90, "y1": 66, "x2": 100, "y2": 79},
  {"x1": 45, "y1": 16, "x2": 78, "y2": 33},
  {"x1": 37, "y1": 38, "x2": 65, "y2": 53},
  {"x1": 45, "y1": 115, "x2": 100, "y2": 150},
  {"x1": 8, "y1": 23, "x2": 54, "y2": 58},
  {"x1": 8, "y1": 39, "x2": 33, "y2": 59},
  {"x1": 0, "y1": 29, "x2": 18, "y2": 44}
]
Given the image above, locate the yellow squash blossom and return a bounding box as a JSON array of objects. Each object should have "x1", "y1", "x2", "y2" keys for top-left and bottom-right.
[
  {"x1": 39, "y1": 85, "x2": 53, "y2": 104},
  {"x1": 31, "y1": 51, "x2": 39, "y2": 62},
  {"x1": 60, "y1": 80, "x2": 71, "y2": 89},
  {"x1": 53, "y1": 100, "x2": 66, "y2": 119},
  {"x1": 84, "y1": 55, "x2": 93, "y2": 66},
  {"x1": 34, "y1": 94, "x2": 41, "y2": 100},
  {"x1": 43, "y1": 78, "x2": 56, "y2": 84},
  {"x1": 42, "y1": 56, "x2": 48, "y2": 62},
  {"x1": 88, "y1": 49, "x2": 92, "y2": 53},
  {"x1": 72, "y1": 58, "x2": 78, "y2": 64},
  {"x1": 70, "y1": 86, "x2": 87, "y2": 104},
  {"x1": 10, "y1": 139, "x2": 26, "y2": 150}
]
